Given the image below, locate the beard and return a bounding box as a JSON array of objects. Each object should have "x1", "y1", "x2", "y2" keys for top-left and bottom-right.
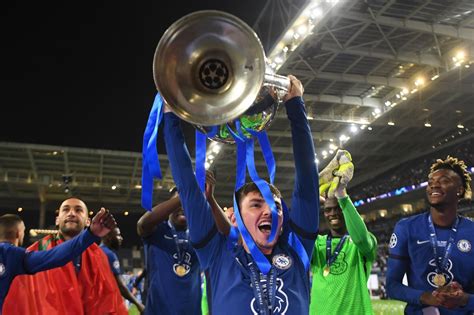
[{"x1": 59, "y1": 223, "x2": 84, "y2": 238}]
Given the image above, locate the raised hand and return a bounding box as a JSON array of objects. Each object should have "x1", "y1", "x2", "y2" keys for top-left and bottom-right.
[
  {"x1": 89, "y1": 208, "x2": 117, "y2": 237},
  {"x1": 319, "y1": 150, "x2": 353, "y2": 199},
  {"x1": 332, "y1": 151, "x2": 354, "y2": 198},
  {"x1": 319, "y1": 151, "x2": 343, "y2": 198},
  {"x1": 283, "y1": 75, "x2": 304, "y2": 102}
]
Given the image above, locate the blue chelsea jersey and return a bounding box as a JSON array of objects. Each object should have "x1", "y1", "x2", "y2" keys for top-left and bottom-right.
[
  {"x1": 201, "y1": 233, "x2": 311, "y2": 315},
  {"x1": 163, "y1": 96, "x2": 319, "y2": 315},
  {"x1": 388, "y1": 212, "x2": 474, "y2": 314},
  {"x1": 143, "y1": 221, "x2": 201, "y2": 315},
  {"x1": 100, "y1": 245, "x2": 122, "y2": 276}
]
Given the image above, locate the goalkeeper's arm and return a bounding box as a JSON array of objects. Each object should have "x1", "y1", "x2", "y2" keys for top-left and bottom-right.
[{"x1": 338, "y1": 195, "x2": 377, "y2": 260}]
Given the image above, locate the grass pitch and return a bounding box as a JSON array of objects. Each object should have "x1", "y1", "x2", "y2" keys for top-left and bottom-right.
[{"x1": 372, "y1": 299, "x2": 406, "y2": 315}]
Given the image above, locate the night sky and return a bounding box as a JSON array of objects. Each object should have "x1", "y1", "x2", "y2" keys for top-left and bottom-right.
[{"x1": 1, "y1": 1, "x2": 266, "y2": 152}]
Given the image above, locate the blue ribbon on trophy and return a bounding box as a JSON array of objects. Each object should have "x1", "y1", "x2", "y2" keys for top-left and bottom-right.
[{"x1": 141, "y1": 93, "x2": 164, "y2": 211}]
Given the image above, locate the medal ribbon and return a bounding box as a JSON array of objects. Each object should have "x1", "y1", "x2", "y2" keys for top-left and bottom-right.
[
  {"x1": 168, "y1": 221, "x2": 190, "y2": 265},
  {"x1": 248, "y1": 259, "x2": 277, "y2": 315},
  {"x1": 427, "y1": 214, "x2": 459, "y2": 274},
  {"x1": 326, "y1": 234, "x2": 349, "y2": 268}
]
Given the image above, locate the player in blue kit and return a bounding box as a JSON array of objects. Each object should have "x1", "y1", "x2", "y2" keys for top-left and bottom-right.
[
  {"x1": 387, "y1": 156, "x2": 474, "y2": 314},
  {"x1": 163, "y1": 75, "x2": 319, "y2": 315},
  {"x1": 0, "y1": 209, "x2": 116, "y2": 311},
  {"x1": 137, "y1": 187, "x2": 202, "y2": 315},
  {"x1": 101, "y1": 227, "x2": 145, "y2": 313}
]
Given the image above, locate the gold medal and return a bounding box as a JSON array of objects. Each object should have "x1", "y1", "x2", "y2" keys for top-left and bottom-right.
[
  {"x1": 433, "y1": 273, "x2": 446, "y2": 287},
  {"x1": 323, "y1": 266, "x2": 330, "y2": 277},
  {"x1": 175, "y1": 264, "x2": 187, "y2": 277}
]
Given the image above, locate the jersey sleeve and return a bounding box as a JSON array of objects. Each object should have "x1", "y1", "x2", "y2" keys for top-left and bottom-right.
[
  {"x1": 386, "y1": 220, "x2": 424, "y2": 305},
  {"x1": 285, "y1": 96, "x2": 320, "y2": 258},
  {"x1": 388, "y1": 220, "x2": 408, "y2": 259},
  {"x1": 24, "y1": 228, "x2": 99, "y2": 274},
  {"x1": 163, "y1": 112, "x2": 221, "y2": 269},
  {"x1": 103, "y1": 249, "x2": 121, "y2": 276},
  {"x1": 338, "y1": 196, "x2": 377, "y2": 261},
  {"x1": 8, "y1": 245, "x2": 29, "y2": 276}
]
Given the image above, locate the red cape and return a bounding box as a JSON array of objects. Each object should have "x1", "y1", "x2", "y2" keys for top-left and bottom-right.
[{"x1": 3, "y1": 234, "x2": 128, "y2": 315}]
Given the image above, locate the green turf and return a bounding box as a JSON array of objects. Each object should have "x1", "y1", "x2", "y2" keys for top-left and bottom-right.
[
  {"x1": 372, "y1": 299, "x2": 406, "y2": 315},
  {"x1": 128, "y1": 304, "x2": 140, "y2": 315}
]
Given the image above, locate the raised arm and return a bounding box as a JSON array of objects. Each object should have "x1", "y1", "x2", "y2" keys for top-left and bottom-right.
[
  {"x1": 338, "y1": 196, "x2": 377, "y2": 260},
  {"x1": 137, "y1": 195, "x2": 181, "y2": 237},
  {"x1": 285, "y1": 76, "x2": 320, "y2": 256},
  {"x1": 25, "y1": 209, "x2": 115, "y2": 273},
  {"x1": 163, "y1": 110, "x2": 218, "y2": 266}
]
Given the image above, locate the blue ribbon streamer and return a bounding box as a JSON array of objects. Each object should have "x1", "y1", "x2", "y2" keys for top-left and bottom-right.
[
  {"x1": 244, "y1": 129, "x2": 275, "y2": 185},
  {"x1": 225, "y1": 124, "x2": 246, "y2": 247},
  {"x1": 195, "y1": 130, "x2": 207, "y2": 193},
  {"x1": 233, "y1": 194, "x2": 272, "y2": 274},
  {"x1": 142, "y1": 93, "x2": 163, "y2": 211},
  {"x1": 141, "y1": 93, "x2": 164, "y2": 211},
  {"x1": 226, "y1": 123, "x2": 247, "y2": 190},
  {"x1": 227, "y1": 121, "x2": 281, "y2": 274},
  {"x1": 245, "y1": 138, "x2": 279, "y2": 243}
]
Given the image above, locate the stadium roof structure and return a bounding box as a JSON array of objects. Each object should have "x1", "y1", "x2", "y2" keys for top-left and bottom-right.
[{"x1": 1, "y1": 0, "x2": 474, "y2": 219}]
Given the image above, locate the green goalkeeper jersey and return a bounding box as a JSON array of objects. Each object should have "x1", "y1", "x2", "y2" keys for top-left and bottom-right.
[{"x1": 310, "y1": 196, "x2": 377, "y2": 315}]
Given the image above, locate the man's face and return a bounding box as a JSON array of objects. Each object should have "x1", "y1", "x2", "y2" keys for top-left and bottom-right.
[
  {"x1": 238, "y1": 191, "x2": 283, "y2": 254},
  {"x1": 56, "y1": 198, "x2": 90, "y2": 238},
  {"x1": 427, "y1": 169, "x2": 463, "y2": 208},
  {"x1": 17, "y1": 221, "x2": 26, "y2": 246},
  {"x1": 108, "y1": 227, "x2": 123, "y2": 249},
  {"x1": 323, "y1": 198, "x2": 345, "y2": 231},
  {"x1": 169, "y1": 193, "x2": 187, "y2": 228}
]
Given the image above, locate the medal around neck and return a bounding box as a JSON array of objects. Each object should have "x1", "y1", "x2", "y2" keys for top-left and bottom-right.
[
  {"x1": 323, "y1": 266, "x2": 330, "y2": 277},
  {"x1": 174, "y1": 264, "x2": 188, "y2": 277},
  {"x1": 433, "y1": 273, "x2": 446, "y2": 287}
]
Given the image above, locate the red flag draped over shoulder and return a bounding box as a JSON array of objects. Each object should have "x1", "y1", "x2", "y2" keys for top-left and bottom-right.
[{"x1": 2, "y1": 234, "x2": 128, "y2": 315}]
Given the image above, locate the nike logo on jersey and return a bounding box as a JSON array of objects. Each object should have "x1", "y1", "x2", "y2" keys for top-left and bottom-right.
[
  {"x1": 164, "y1": 234, "x2": 173, "y2": 240},
  {"x1": 417, "y1": 240, "x2": 430, "y2": 245}
]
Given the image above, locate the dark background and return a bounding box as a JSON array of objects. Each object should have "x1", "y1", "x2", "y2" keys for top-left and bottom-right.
[{"x1": 0, "y1": 1, "x2": 266, "y2": 152}]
